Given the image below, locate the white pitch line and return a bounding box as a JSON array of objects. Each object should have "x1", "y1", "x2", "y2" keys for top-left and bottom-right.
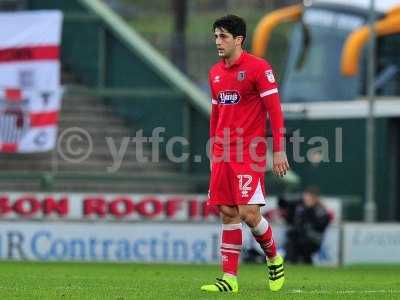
[{"x1": 288, "y1": 289, "x2": 400, "y2": 294}]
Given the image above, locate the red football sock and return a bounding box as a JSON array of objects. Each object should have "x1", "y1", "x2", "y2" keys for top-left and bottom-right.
[
  {"x1": 220, "y1": 223, "x2": 242, "y2": 276},
  {"x1": 251, "y1": 217, "x2": 277, "y2": 259}
]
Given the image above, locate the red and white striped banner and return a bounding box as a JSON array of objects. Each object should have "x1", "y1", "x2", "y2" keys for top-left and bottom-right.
[{"x1": 0, "y1": 11, "x2": 63, "y2": 153}]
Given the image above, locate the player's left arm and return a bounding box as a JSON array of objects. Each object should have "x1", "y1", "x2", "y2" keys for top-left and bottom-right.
[{"x1": 255, "y1": 61, "x2": 290, "y2": 177}]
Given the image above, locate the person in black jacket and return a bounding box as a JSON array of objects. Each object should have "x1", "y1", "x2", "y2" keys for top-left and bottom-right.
[{"x1": 278, "y1": 186, "x2": 330, "y2": 264}]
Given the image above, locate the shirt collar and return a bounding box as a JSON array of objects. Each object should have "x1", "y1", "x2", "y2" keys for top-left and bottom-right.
[{"x1": 222, "y1": 51, "x2": 247, "y2": 69}]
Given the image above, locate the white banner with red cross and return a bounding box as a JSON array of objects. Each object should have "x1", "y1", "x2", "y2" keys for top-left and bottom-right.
[
  {"x1": 0, "y1": 10, "x2": 63, "y2": 153},
  {"x1": 0, "y1": 88, "x2": 62, "y2": 152}
]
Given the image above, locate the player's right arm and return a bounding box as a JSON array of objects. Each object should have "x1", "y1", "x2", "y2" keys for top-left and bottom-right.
[{"x1": 209, "y1": 71, "x2": 219, "y2": 171}]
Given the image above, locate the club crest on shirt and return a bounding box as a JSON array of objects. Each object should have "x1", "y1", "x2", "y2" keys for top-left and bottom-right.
[
  {"x1": 265, "y1": 70, "x2": 275, "y2": 83},
  {"x1": 237, "y1": 71, "x2": 246, "y2": 81},
  {"x1": 218, "y1": 90, "x2": 241, "y2": 104}
]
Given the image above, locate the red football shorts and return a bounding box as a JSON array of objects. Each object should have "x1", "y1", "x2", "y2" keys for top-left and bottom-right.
[{"x1": 208, "y1": 161, "x2": 266, "y2": 206}]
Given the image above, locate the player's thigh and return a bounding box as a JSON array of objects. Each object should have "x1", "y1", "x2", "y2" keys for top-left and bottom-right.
[{"x1": 219, "y1": 205, "x2": 240, "y2": 224}]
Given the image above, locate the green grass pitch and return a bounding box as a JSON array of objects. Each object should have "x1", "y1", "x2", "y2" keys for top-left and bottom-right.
[{"x1": 1, "y1": 262, "x2": 400, "y2": 299}]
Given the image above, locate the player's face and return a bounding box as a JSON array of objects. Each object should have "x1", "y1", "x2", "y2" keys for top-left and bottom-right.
[
  {"x1": 303, "y1": 192, "x2": 318, "y2": 207},
  {"x1": 214, "y1": 27, "x2": 243, "y2": 58}
]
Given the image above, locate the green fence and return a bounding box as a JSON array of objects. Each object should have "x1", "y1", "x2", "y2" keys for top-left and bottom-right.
[{"x1": 285, "y1": 117, "x2": 391, "y2": 221}]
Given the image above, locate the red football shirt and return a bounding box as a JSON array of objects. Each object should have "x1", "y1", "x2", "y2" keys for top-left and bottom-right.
[{"x1": 209, "y1": 51, "x2": 284, "y2": 163}]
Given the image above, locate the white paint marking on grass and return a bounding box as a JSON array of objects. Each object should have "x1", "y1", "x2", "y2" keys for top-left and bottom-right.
[{"x1": 288, "y1": 289, "x2": 400, "y2": 294}]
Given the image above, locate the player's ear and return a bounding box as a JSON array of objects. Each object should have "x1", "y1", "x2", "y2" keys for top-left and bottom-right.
[{"x1": 235, "y1": 36, "x2": 243, "y2": 46}]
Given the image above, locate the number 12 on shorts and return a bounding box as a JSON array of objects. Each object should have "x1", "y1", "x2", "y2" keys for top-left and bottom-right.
[{"x1": 237, "y1": 174, "x2": 252, "y2": 198}]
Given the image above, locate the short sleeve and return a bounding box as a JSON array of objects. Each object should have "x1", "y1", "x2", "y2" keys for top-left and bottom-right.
[{"x1": 254, "y1": 60, "x2": 279, "y2": 98}]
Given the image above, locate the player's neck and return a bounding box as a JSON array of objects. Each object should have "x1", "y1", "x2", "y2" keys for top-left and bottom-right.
[{"x1": 224, "y1": 48, "x2": 243, "y2": 68}]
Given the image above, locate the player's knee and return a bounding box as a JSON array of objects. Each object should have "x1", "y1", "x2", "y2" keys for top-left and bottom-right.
[
  {"x1": 219, "y1": 205, "x2": 240, "y2": 224},
  {"x1": 221, "y1": 214, "x2": 240, "y2": 224},
  {"x1": 239, "y1": 210, "x2": 261, "y2": 227}
]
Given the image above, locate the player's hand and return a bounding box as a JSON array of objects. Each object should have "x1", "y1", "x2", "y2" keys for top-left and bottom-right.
[{"x1": 273, "y1": 151, "x2": 290, "y2": 177}]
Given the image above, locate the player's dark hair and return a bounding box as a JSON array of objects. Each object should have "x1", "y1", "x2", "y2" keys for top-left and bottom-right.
[
  {"x1": 213, "y1": 15, "x2": 246, "y2": 44},
  {"x1": 304, "y1": 185, "x2": 320, "y2": 197}
]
